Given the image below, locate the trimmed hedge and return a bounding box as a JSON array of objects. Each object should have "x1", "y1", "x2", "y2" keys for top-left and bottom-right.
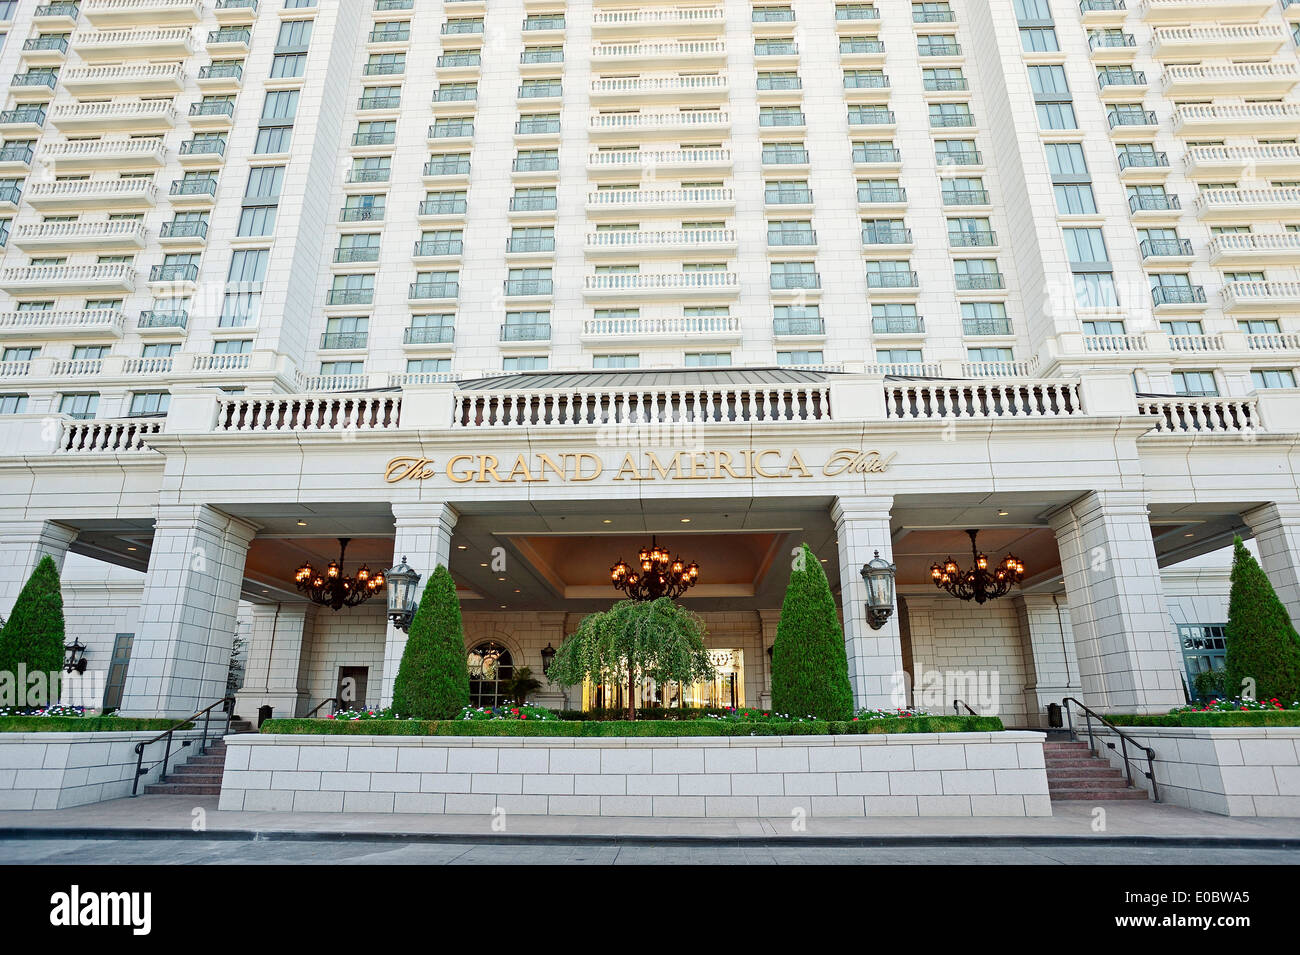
[
  {"x1": 259, "y1": 715, "x2": 1005, "y2": 737},
  {"x1": 771, "y1": 543, "x2": 855, "y2": 721},
  {"x1": 391, "y1": 565, "x2": 471, "y2": 720},
  {"x1": 1104, "y1": 710, "x2": 1300, "y2": 728},
  {"x1": 0, "y1": 717, "x2": 192, "y2": 733}
]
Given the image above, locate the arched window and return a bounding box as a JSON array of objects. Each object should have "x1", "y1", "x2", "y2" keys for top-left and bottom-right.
[{"x1": 467, "y1": 641, "x2": 514, "y2": 708}]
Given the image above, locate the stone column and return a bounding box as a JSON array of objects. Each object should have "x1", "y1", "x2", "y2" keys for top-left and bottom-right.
[
  {"x1": 757, "y1": 608, "x2": 781, "y2": 708},
  {"x1": 118, "y1": 504, "x2": 258, "y2": 718},
  {"x1": 831, "y1": 495, "x2": 904, "y2": 709},
  {"x1": 234, "y1": 603, "x2": 316, "y2": 719},
  {"x1": 378, "y1": 502, "x2": 457, "y2": 708},
  {"x1": 0, "y1": 520, "x2": 78, "y2": 618},
  {"x1": 1048, "y1": 491, "x2": 1184, "y2": 712},
  {"x1": 1243, "y1": 503, "x2": 1300, "y2": 627},
  {"x1": 1014, "y1": 593, "x2": 1081, "y2": 726}
]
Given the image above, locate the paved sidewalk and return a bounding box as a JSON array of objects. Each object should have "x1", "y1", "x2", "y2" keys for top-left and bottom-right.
[{"x1": 1, "y1": 795, "x2": 1298, "y2": 845}]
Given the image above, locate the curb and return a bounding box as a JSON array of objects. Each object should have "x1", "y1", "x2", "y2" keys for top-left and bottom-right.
[{"x1": 3, "y1": 826, "x2": 1299, "y2": 850}]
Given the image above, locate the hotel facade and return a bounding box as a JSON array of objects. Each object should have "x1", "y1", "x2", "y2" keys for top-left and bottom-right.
[{"x1": 0, "y1": 0, "x2": 1297, "y2": 727}]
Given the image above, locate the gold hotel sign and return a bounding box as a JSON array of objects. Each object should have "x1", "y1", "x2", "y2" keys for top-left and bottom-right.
[{"x1": 384, "y1": 448, "x2": 896, "y2": 484}]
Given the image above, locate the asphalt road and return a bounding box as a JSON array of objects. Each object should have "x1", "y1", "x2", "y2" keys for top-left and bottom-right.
[{"x1": 2, "y1": 836, "x2": 1297, "y2": 865}]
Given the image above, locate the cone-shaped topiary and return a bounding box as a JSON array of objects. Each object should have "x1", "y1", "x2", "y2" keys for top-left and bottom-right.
[
  {"x1": 1225, "y1": 535, "x2": 1300, "y2": 703},
  {"x1": 391, "y1": 564, "x2": 470, "y2": 719},
  {"x1": 0, "y1": 555, "x2": 66, "y2": 701},
  {"x1": 770, "y1": 542, "x2": 854, "y2": 720}
]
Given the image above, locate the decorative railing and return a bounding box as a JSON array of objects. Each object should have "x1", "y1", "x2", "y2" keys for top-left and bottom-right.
[
  {"x1": 884, "y1": 380, "x2": 1081, "y2": 420},
  {"x1": 584, "y1": 271, "x2": 738, "y2": 293},
  {"x1": 215, "y1": 395, "x2": 402, "y2": 433},
  {"x1": 591, "y1": 75, "x2": 727, "y2": 96},
  {"x1": 585, "y1": 228, "x2": 735, "y2": 251},
  {"x1": 0, "y1": 308, "x2": 123, "y2": 334},
  {"x1": 1138, "y1": 396, "x2": 1257, "y2": 434},
  {"x1": 451, "y1": 384, "x2": 832, "y2": 428},
  {"x1": 587, "y1": 186, "x2": 734, "y2": 207},
  {"x1": 581, "y1": 314, "x2": 740, "y2": 338},
  {"x1": 58, "y1": 417, "x2": 162, "y2": 453},
  {"x1": 589, "y1": 110, "x2": 728, "y2": 131},
  {"x1": 592, "y1": 40, "x2": 726, "y2": 58},
  {"x1": 587, "y1": 147, "x2": 730, "y2": 168}
]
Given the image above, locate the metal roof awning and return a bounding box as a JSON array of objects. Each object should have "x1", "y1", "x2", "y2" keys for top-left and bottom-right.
[{"x1": 455, "y1": 366, "x2": 843, "y2": 390}]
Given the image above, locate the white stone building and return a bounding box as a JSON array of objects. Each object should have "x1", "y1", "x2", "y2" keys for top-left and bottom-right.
[{"x1": 0, "y1": 0, "x2": 1297, "y2": 724}]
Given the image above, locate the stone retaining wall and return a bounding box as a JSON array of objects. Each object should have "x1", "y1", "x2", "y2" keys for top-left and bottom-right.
[{"x1": 218, "y1": 731, "x2": 1051, "y2": 817}]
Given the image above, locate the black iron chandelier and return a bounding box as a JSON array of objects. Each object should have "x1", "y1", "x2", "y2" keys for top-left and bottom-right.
[
  {"x1": 294, "y1": 537, "x2": 385, "y2": 610},
  {"x1": 930, "y1": 529, "x2": 1025, "y2": 604},
  {"x1": 610, "y1": 536, "x2": 699, "y2": 601}
]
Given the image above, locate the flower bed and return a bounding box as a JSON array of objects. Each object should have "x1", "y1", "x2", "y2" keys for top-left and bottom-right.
[
  {"x1": 260, "y1": 714, "x2": 1004, "y2": 737},
  {"x1": 1105, "y1": 699, "x2": 1300, "y2": 728},
  {"x1": 0, "y1": 715, "x2": 187, "y2": 733}
]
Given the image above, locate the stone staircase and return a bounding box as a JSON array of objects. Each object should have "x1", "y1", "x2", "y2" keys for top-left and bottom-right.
[
  {"x1": 142, "y1": 718, "x2": 254, "y2": 797},
  {"x1": 1044, "y1": 739, "x2": 1149, "y2": 801}
]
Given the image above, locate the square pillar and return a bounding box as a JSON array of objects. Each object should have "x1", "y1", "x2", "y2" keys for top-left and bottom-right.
[
  {"x1": 117, "y1": 505, "x2": 258, "y2": 718},
  {"x1": 0, "y1": 520, "x2": 78, "y2": 618},
  {"x1": 1014, "y1": 594, "x2": 1082, "y2": 726},
  {"x1": 235, "y1": 603, "x2": 316, "y2": 719},
  {"x1": 1048, "y1": 491, "x2": 1184, "y2": 712},
  {"x1": 831, "y1": 495, "x2": 904, "y2": 709},
  {"x1": 1244, "y1": 503, "x2": 1300, "y2": 627},
  {"x1": 378, "y1": 502, "x2": 458, "y2": 708}
]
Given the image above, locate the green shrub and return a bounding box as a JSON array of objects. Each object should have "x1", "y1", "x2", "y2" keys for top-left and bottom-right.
[
  {"x1": 770, "y1": 543, "x2": 854, "y2": 721},
  {"x1": 1105, "y1": 710, "x2": 1300, "y2": 728},
  {"x1": 1192, "y1": 669, "x2": 1228, "y2": 700},
  {"x1": 1224, "y1": 536, "x2": 1300, "y2": 703},
  {"x1": 0, "y1": 716, "x2": 190, "y2": 733},
  {"x1": 258, "y1": 715, "x2": 1003, "y2": 736},
  {"x1": 390, "y1": 565, "x2": 470, "y2": 720},
  {"x1": 0, "y1": 556, "x2": 66, "y2": 699}
]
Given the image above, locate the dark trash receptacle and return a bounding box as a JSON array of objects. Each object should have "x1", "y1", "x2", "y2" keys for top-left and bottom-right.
[
  {"x1": 257, "y1": 705, "x2": 273, "y2": 727},
  {"x1": 1046, "y1": 702, "x2": 1063, "y2": 728}
]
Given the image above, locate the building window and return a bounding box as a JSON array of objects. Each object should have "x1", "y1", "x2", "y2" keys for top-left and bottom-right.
[
  {"x1": 685, "y1": 352, "x2": 731, "y2": 367},
  {"x1": 503, "y1": 356, "x2": 548, "y2": 372},
  {"x1": 0, "y1": 394, "x2": 27, "y2": 415},
  {"x1": 58, "y1": 393, "x2": 99, "y2": 420},
  {"x1": 1172, "y1": 371, "x2": 1218, "y2": 397},
  {"x1": 128, "y1": 392, "x2": 171, "y2": 417},
  {"x1": 1252, "y1": 369, "x2": 1297, "y2": 390},
  {"x1": 594, "y1": 354, "x2": 639, "y2": 369},
  {"x1": 467, "y1": 642, "x2": 514, "y2": 708}
]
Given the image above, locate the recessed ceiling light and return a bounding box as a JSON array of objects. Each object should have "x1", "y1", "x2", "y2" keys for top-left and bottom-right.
[
  {"x1": 126, "y1": 546, "x2": 137, "y2": 551},
  {"x1": 500, "y1": 604, "x2": 506, "y2": 609},
  {"x1": 680, "y1": 518, "x2": 691, "y2": 523},
  {"x1": 820, "y1": 558, "x2": 828, "y2": 563},
  {"x1": 498, "y1": 577, "x2": 506, "y2": 581},
  {"x1": 1184, "y1": 532, "x2": 1194, "y2": 538},
  {"x1": 296, "y1": 520, "x2": 307, "y2": 526},
  {"x1": 602, "y1": 519, "x2": 612, "y2": 524},
  {"x1": 514, "y1": 589, "x2": 521, "y2": 593},
  {"x1": 480, "y1": 562, "x2": 488, "y2": 567},
  {"x1": 456, "y1": 544, "x2": 467, "y2": 550},
  {"x1": 997, "y1": 509, "x2": 1008, "y2": 517}
]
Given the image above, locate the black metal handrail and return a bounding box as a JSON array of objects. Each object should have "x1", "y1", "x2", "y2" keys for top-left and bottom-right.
[
  {"x1": 1062, "y1": 696, "x2": 1158, "y2": 802},
  {"x1": 131, "y1": 696, "x2": 233, "y2": 796},
  {"x1": 953, "y1": 699, "x2": 978, "y2": 716},
  {"x1": 306, "y1": 697, "x2": 338, "y2": 718}
]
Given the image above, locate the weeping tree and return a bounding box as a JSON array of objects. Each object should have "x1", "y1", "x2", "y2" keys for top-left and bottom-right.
[
  {"x1": 547, "y1": 597, "x2": 715, "y2": 720},
  {"x1": 1225, "y1": 536, "x2": 1300, "y2": 703}
]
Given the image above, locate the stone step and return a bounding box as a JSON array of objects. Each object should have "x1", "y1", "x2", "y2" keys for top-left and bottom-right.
[
  {"x1": 1042, "y1": 742, "x2": 1092, "y2": 752},
  {"x1": 169, "y1": 766, "x2": 224, "y2": 781},
  {"x1": 1045, "y1": 757, "x2": 1113, "y2": 769},
  {"x1": 144, "y1": 782, "x2": 222, "y2": 796},
  {"x1": 1048, "y1": 775, "x2": 1132, "y2": 790},
  {"x1": 1049, "y1": 788, "x2": 1150, "y2": 801}
]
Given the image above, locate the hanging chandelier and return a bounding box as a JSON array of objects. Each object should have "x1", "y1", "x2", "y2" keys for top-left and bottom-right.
[
  {"x1": 610, "y1": 536, "x2": 700, "y2": 601},
  {"x1": 930, "y1": 529, "x2": 1025, "y2": 604},
  {"x1": 294, "y1": 537, "x2": 385, "y2": 610}
]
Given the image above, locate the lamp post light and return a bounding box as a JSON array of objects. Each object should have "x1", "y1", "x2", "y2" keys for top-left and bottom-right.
[
  {"x1": 860, "y1": 550, "x2": 897, "y2": 630},
  {"x1": 540, "y1": 642, "x2": 556, "y2": 676},
  {"x1": 63, "y1": 638, "x2": 88, "y2": 674},
  {"x1": 384, "y1": 556, "x2": 421, "y2": 633}
]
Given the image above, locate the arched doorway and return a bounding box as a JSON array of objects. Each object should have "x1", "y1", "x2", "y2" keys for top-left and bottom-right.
[{"x1": 467, "y1": 641, "x2": 514, "y2": 708}]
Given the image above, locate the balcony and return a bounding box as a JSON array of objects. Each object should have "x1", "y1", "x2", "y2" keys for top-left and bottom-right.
[
  {"x1": 505, "y1": 236, "x2": 553, "y2": 254},
  {"x1": 502, "y1": 277, "x2": 551, "y2": 297},
  {"x1": 0, "y1": 185, "x2": 19, "y2": 210},
  {"x1": 1184, "y1": 144, "x2": 1300, "y2": 179},
  {"x1": 1138, "y1": 0, "x2": 1273, "y2": 19},
  {"x1": 1139, "y1": 237, "x2": 1194, "y2": 260},
  {"x1": 197, "y1": 62, "x2": 243, "y2": 90},
  {"x1": 1151, "y1": 24, "x2": 1287, "y2": 58},
  {"x1": 189, "y1": 99, "x2": 235, "y2": 129},
  {"x1": 942, "y1": 188, "x2": 990, "y2": 207},
  {"x1": 72, "y1": 28, "x2": 195, "y2": 61},
  {"x1": 26, "y1": 177, "x2": 157, "y2": 212},
  {"x1": 861, "y1": 227, "x2": 913, "y2": 248},
  {"x1": 1127, "y1": 193, "x2": 1181, "y2": 218},
  {"x1": 1079, "y1": 0, "x2": 1129, "y2": 20},
  {"x1": 583, "y1": 271, "x2": 740, "y2": 300},
  {"x1": 403, "y1": 325, "x2": 454, "y2": 346},
  {"x1": 205, "y1": 27, "x2": 250, "y2": 54},
  {"x1": 589, "y1": 74, "x2": 728, "y2": 104},
  {"x1": 214, "y1": 0, "x2": 258, "y2": 25},
  {"x1": 1208, "y1": 232, "x2": 1300, "y2": 266},
  {"x1": 949, "y1": 230, "x2": 998, "y2": 249},
  {"x1": 1173, "y1": 102, "x2": 1300, "y2": 135},
  {"x1": 9, "y1": 71, "x2": 58, "y2": 101},
  {"x1": 580, "y1": 313, "x2": 739, "y2": 345},
  {"x1": 168, "y1": 176, "x2": 218, "y2": 208},
  {"x1": 1107, "y1": 108, "x2": 1159, "y2": 138},
  {"x1": 1160, "y1": 62, "x2": 1297, "y2": 96},
  {"x1": 41, "y1": 136, "x2": 166, "y2": 172},
  {"x1": 591, "y1": 40, "x2": 726, "y2": 68},
  {"x1": 413, "y1": 239, "x2": 463, "y2": 258},
  {"x1": 590, "y1": 7, "x2": 725, "y2": 36},
  {"x1": 179, "y1": 137, "x2": 226, "y2": 164},
  {"x1": 768, "y1": 229, "x2": 818, "y2": 248},
  {"x1": 327, "y1": 288, "x2": 375, "y2": 307},
  {"x1": 333, "y1": 246, "x2": 380, "y2": 265},
  {"x1": 320, "y1": 332, "x2": 369, "y2": 351},
  {"x1": 1151, "y1": 285, "x2": 1207, "y2": 309},
  {"x1": 954, "y1": 272, "x2": 1006, "y2": 291},
  {"x1": 857, "y1": 185, "x2": 907, "y2": 207},
  {"x1": 148, "y1": 262, "x2": 198, "y2": 288},
  {"x1": 500, "y1": 323, "x2": 551, "y2": 343},
  {"x1": 158, "y1": 218, "x2": 208, "y2": 248},
  {"x1": 0, "y1": 309, "x2": 125, "y2": 341},
  {"x1": 589, "y1": 110, "x2": 728, "y2": 139},
  {"x1": 586, "y1": 147, "x2": 732, "y2": 178},
  {"x1": 422, "y1": 157, "x2": 470, "y2": 180},
  {"x1": 865, "y1": 271, "x2": 919, "y2": 290},
  {"x1": 586, "y1": 186, "x2": 735, "y2": 217},
  {"x1": 33, "y1": 3, "x2": 82, "y2": 26},
  {"x1": 1117, "y1": 149, "x2": 1170, "y2": 182},
  {"x1": 62, "y1": 62, "x2": 186, "y2": 95},
  {"x1": 871, "y1": 316, "x2": 926, "y2": 334},
  {"x1": 853, "y1": 145, "x2": 903, "y2": 168},
  {"x1": 773, "y1": 317, "x2": 826, "y2": 337},
  {"x1": 83, "y1": 0, "x2": 203, "y2": 27},
  {"x1": 408, "y1": 281, "x2": 459, "y2": 301},
  {"x1": 0, "y1": 143, "x2": 32, "y2": 173},
  {"x1": 136, "y1": 309, "x2": 188, "y2": 332},
  {"x1": 0, "y1": 106, "x2": 46, "y2": 134},
  {"x1": 12, "y1": 219, "x2": 147, "y2": 253},
  {"x1": 1096, "y1": 68, "x2": 1147, "y2": 100},
  {"x1": 1194, "y1": 187, "x2": 1300, "y2": 220},
  {"x1": 51, "y1": 99, "x2": 177, "y2": 134},
  {"x1": 21, "y1": 36, "x2": 70, "y2": 65},
  {"x1": 584, "y1": 227, "x2": 737, "y2": 258},
  {"x1": 1221, "y1": 280, "x2": 1300, "y2": 312},
  {"x1": 0, "y1": 264, "x2": 135, "y2": 294},
  {"x1": 1088, "y1": 32, "x2": 1137, "y2": 64}
]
